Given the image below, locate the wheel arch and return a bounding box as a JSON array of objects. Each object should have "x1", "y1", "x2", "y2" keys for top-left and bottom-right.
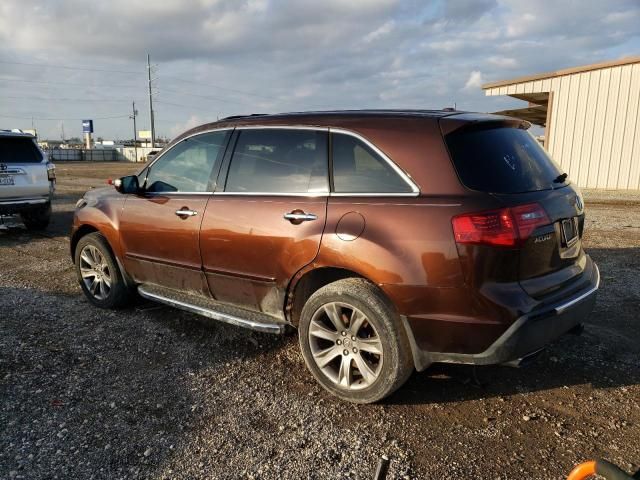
[
  {"x1": 285, "y1": 265, "x2": 402, "y2": 327},
  {"x1": 71, "y1": 224, "x2": 135, "y2": 288},
  {"x1": 70, "y1": 224, "x2": 100, "y2": 262},
  {"x1": 70, "y1": 223, "x2": 120, "y2": 266}
]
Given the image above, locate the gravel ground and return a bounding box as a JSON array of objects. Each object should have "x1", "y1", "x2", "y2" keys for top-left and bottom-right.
[{"x1": 1, "y1": 162, "x2": 639, "y2": 479}]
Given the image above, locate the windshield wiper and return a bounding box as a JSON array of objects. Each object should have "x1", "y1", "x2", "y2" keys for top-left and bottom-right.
[{"x1": 553, "y1": 173, "x2": 568, "y2": 183}]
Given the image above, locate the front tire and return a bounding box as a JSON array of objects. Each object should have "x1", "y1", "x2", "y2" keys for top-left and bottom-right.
[
  {"x1": 21, "y1": 202, "x2": 51, "y2": 230},
  {"x1": 298, "y1": 278, "x2": 414, "y2": 403},
  {"x1": 74, "y1": 232, "x2": 133, "y2": 309}
]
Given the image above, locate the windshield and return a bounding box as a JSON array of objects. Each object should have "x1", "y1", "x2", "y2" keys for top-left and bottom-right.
[{"x1": 445, "y1": 126, "x2": 566, "y2": 194}]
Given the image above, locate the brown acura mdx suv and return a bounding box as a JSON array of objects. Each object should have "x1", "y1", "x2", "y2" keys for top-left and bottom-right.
[{"x1": 71, "y1": 110, "x2": 599, "y2": 403}]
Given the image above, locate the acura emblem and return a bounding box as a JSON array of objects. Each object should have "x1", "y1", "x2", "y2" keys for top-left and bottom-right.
[{"x1": 575, "y1": 195, "x2": 583, "y2": 212}]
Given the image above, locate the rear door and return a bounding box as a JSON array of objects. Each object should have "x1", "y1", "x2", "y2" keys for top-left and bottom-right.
[
  {"x1": 119, "y1": 130, "x2": 230, "y2": 294},
  {"x1": 444, "y1": 123, "x2": 587, "y2": 297},
  {"x1": 0, "y1": 135, "x2": 49, "y2": 199},
  {"x1": 200, "y1": 127, "x2": 329, "y2": 317}
]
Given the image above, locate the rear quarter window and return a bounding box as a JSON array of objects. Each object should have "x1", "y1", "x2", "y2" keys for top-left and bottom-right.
[
  {"x1": 0, "y1": 137, "x2": 43, "y2": 163},
  {"x1": 445, "y1": 126, "x2": 565, "y2": 194}
]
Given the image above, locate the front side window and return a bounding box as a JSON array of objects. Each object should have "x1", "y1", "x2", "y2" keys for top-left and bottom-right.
[
  {"x1": 225, "y1": 129, "x2": 328, "y2": 194},
  {"x1": 145, "y1": 130, "x2": 229, "y2": 193},
  {"x1": 331, "y1": 133, "x2": 413, "y2": 193}
]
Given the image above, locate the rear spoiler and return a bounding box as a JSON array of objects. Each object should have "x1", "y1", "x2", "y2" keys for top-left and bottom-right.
[{"x1": 439, "y1": 113, "x2": 530, "y2": 136}]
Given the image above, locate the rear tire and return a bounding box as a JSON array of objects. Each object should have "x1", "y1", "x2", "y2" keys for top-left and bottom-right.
[
  {"x1": 21, "y1": 202, "x2": 51, "y2": 230},
  {"x1": 74, "y1": 232, "x2": 133, "y2": 309},
  {"x1": 298, "y1": 278, "x2": 414, "y2": 403}
]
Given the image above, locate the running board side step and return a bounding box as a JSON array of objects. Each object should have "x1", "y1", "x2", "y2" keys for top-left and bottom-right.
[{"x1": 138, "y1": 285, "x2": 287, "y2": 335}]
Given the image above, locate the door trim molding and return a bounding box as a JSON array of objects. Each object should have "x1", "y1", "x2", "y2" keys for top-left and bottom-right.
[
  {"x1": 203, "y1": 266, "x2": 276, "y2": 283},
  {"x1": 125, "y1": 252, "x2": 202, "y2": 271}
]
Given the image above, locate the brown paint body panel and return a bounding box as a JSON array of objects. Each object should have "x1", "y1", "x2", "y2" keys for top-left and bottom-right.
[
  {"x1": 71, "y1": 187, "x2": 125, "y2": 261},
  {"x1": 119, "y1": 194, "x2": 210, "y2": 295},
  {"x1": 199, "y1": 195, "x2": 327, "y2": 317}
]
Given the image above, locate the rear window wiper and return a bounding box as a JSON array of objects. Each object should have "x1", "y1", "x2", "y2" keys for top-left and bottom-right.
[{"x1": 553, "y1": 173, "x2": 568, "y2": 183}]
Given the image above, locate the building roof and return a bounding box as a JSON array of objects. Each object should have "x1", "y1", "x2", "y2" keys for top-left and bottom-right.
[
  {"x1": 482, "y1": 56, "x2": 640, "y2": 89},
  {"x1": 492, "y1": 105, "x2": 548, "y2": 126}
]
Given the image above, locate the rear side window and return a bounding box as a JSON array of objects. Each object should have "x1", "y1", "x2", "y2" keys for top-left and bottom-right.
[
  {"x1": 445, "y1": 126, "x2": 565, "y2": 194},
  {"x1": 225, "y1": 129, "x2": 328, "y2": 193},
  {"x1": 0, "y1": 137, "x2": 43, "y2": 163},
  {"x1": 331, "y1": 133, "x2": 413, "y2": 193}
]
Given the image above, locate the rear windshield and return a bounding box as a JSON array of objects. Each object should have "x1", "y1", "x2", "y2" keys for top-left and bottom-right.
[
  {"x1": 445, "y1": 126, "x2": 565, "y2": 194},
  {"x1": 0, "y1": 136, "x2": 43, "y2": 163}
]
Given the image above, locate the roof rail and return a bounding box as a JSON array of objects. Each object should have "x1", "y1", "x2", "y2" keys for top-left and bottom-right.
[{"x1": 220, "y1": 113, "x2": 267, "y2": 120}]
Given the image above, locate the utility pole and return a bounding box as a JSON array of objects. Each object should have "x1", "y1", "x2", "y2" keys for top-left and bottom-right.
[
  {"x1": 147, "y1": 54, "x2": 156, "y2": 149},
  {"x1": 130, "y1": 101, "x2": 138, "y2": 162}
]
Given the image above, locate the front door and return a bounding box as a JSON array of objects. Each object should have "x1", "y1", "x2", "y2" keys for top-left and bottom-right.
[
  {"x1": 119, "y1": 130, "x2": 231, "y2": 295},
  {"x1": 200, "y1": 127, "x2": 329, "y2": 317}
]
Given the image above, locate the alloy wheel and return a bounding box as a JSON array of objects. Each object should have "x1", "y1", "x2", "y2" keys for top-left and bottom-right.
[
  {"x1": 308, "y1": 302, "x2": 384, "y2": 391},
  {"x1": 79, "y1": 245, "x2": 112, "y2": 300}
]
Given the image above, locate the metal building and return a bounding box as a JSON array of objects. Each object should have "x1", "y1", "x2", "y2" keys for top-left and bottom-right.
[{"x1": 483, "y1": 57, "x2": 640, "y2": 190}]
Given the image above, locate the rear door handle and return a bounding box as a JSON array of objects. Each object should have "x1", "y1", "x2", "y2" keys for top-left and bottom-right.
[
  {"x1": 284, "y1": 211, "x2": 317, "y2": 223},
  {"x1": 175, "y1": 208, "x2": 198, "y2": 217}
]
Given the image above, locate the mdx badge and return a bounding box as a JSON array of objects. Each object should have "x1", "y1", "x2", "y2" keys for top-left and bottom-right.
[{"x1": 534, "y1": 233, "x2": 553, "y2": 243}]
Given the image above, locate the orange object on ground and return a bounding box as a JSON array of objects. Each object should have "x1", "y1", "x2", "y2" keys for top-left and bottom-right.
[{"x1": 567, "y1": 461, "x2": 597, "y2": 480}]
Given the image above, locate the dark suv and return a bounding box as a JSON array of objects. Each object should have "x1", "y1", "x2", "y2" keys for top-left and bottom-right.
[{"x1": 71, "y1": 110, "x2": 599, "y2": 403}]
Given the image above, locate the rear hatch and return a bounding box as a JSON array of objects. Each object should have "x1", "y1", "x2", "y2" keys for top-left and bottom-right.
[
  {"x1": 0, "y1": 135, "x2": 50, "y2": 199},
  {"x1": 443, "y1": 119, "x2": 588, "y2": 299}
]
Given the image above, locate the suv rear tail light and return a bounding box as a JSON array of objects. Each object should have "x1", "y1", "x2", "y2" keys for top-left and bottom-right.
[
  {"x1": 46, "y1": 163, "x2": 56, "y2": 181},
  {"x1": 452, "y1": 203, "x2": 549, "y2": 247}
]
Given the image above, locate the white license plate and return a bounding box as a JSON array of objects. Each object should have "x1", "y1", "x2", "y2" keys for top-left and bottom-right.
[
  {"x1": 562, "y1": 217, "x2": 578, "y2": 246},
  {"x1": 0, "y1": 176, "x2": 14, "y2": 186}
]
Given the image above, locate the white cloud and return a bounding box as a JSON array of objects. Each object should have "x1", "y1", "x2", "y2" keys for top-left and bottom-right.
[
  {"x1": 488, "y1": 56, "x2": 518, "y2": 68},
  {"x1": 464, "y1": 71, "x2": 484, "y2": 90},
  {"x1": 170, "y1": 115, "x2": 204, "y2": 138},
  {"x1": 0, "y1": 0, "x2": 638, "y2": 139},
  {"x1": 363, "y1": 21, "x2": 395, "y2": 43}
]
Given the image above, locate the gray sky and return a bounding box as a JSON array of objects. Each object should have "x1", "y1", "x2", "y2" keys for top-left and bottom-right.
[{"x1": 1, "y1": 0, "x2": 638, "y2": 140}]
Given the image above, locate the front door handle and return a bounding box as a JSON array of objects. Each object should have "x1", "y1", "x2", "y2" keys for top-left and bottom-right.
[
  {"x1": 284, "y1": 211, "x2": 317, "y2": 224},
  {"x1": 175, "y1": 208, "x2": 198, "y2": 217}
]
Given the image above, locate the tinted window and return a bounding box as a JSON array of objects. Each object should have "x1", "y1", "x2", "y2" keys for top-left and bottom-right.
[
  {"x1": 145, "y1": 131, "x2": 229, "y2": 193},
  {"x1": 225, "y1": 129, "x2": 328, "y2": 193},
  {"x1": 332, "y1": 133, "x2": 412, "y2": 193},
  {"x1": 0, "y1": 137, "x2": 43, "y2": 163},
  {"x1": 445, "y1": 126, "x2": 565, "y2": 194}
]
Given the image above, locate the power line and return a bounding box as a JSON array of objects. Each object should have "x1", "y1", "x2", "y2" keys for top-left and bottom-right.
[
  {"x1": 160, "y1": 74, "x2": 283, "y2": 102},
  {"x1": 0, "y1": 77, "x2": 142, "y2": 89},
  {"x1": 157, "y1": 87, "x2": 258, "y2": 107},
  {"x1": 155, "y1": 100, "x2": 219, "y2": 115},
  {"x1": 160, "y1": 75, "x2": 335, "y2": 109},
  {"x1": 1, "y1": 95, "x2": 133, "y2": 103},
  {"x1": 0, "y1": 113, "x2": 130, "y2": 121},
  {"x1": 0, "y1": 59, "x2": 142, "y2": 75}
]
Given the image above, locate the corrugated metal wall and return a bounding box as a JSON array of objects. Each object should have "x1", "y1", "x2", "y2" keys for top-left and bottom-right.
[{"x1": 486, "y1": 62, "x2": 640, "y2": 189}]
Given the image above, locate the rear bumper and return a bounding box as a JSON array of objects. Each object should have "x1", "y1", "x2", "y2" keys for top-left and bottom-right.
[
  {"x1": 0, "y1": 196, "x2": 50, "y2": 214},
  {"x1": 405, "y1": 262, "x2": 600, "y2": 370}
]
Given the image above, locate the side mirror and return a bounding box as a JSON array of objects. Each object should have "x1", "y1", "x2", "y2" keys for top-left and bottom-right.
[{"x1": 112, "y1": 175, "x2": 140, "y2": 194}]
